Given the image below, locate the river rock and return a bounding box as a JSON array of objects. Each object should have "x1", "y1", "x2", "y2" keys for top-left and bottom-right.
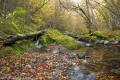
[
  {"x1": 53, "y1": 48, "x2": 66, "y2": 54},
  {"x1": 109, "y1": 38, "x2": 115, "y2": 42},
  {"x1": 100, "y1": 40, "x2": 104, "y2": 44},
  {"x1": 114, "y1": 40, "x2": 120, "y2": 45},
  {"x1": 34, "y1": 40, "x2": 43, "y2": 49},
  {"x1": 77, "y1": 41, "x2": 92, "y2": 47},
  {"x1": 77, "y1": 41, "x2": 86, "y2": 45},
  {"x1": 104, "y1": 40, "x2": 110, "y2": 45},
  {"x1": 45, "y1": 48, "x2": 50, "y2": 52},
  {"x1": 68, "y1": 53, "x2": 76, "y2": 59},
  {"x1": 86, "y1": 73, "x2": 95, "y2": 80},
  {"x1": 67, "y1": 66, "x2": 84, "y2": 80},
  {"x1": 86, "y1": 43, "x2": 92, "y2": 47},
  {"x1": 30, "y1": 58, "x2": 37, "y2": 67},
  {"x1": 74, "y1": 66, "x2": 80, "y2": 71},
  {"x1": 76, "y1": 53, "x2": 85, "y2": 59}
]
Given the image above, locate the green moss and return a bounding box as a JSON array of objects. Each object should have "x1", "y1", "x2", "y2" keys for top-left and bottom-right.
[
  {"x1": 7, "y1": 44, "x2": 22, "y2": 54},
  {"x1": 114, "y1": 35, "x2": 119, "y2": 40},
  {"x1": 6, "y1": 39, "x2": 34, "y2": 54},
  {"x1": 17, "y1": 40, "x2": 34, "y2": 52},
  {"x1": 0, "y1": 39, "x2": 34, "y2": 56},
  {"x1": 1, "y1": 66, "x2": 8, "y2": 72},
  {"x1": 55, "y1": 35, "x2": 79, "y2": 49},
  {"x1": 117, "y1": 33, "x2": 120, "y2": 37},
  {"x1": 106, "y1": 35, "x2": 119, "y2": 40},
  {"x1": 93, "y1": 31, "x2": 102, "y2": 37},
  {"x1": 39, "y1": 29, "x2": 80, "y2": 49},
  {"x1": 80, "y1": 35, "x2": 90, "y2": 41},
  {"x1": 93, "y1": 31, "x2": 106, "y2": 39},
  {"x1": 17, "y1": 34, "x2": 26, "y2": 37},
  {"x1": 106, "y1": 34, "x2": 113, "y2": 40},
  {"x1": 0, "y1": 50, "x2": 9, "y2": 56},
  {"x1": 39, "y1": 35, "x2": 55, "y2": 46}
]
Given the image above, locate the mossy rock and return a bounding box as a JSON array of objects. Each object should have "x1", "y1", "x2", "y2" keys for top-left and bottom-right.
[
  {"x1": 93, "y1": 31, "x2": 106, "y2": 39},
  {"x1": 106, "y1": 34, "x2": 119, "y2": 41},
  {"x1": 39, "y1": 29, "x2": 80, "y2": 49},
  {"x1": 93, "y1": 31, "x2": 102, "y2": 37},
  {"x1": 80, "y1": 34, "x2": 90, "y2": 42}
]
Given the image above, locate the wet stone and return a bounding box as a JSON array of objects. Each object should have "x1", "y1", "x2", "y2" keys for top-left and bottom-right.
[
  {"x1": 67, "y1": 66, "x2": 95, "y2": 80},
  {"x1": 104, "y1": 40, "x2": 110, "y2": 45},
  {"x1": 86, "y1": 43, "x2": 92, "y2": 47},
  {"x1": 86, "y1": 73, "x2": 95, "y2": 80},
  {"x1": 68, "y1": 53, "x2": 76, "y2": 59},
  {"x1": 76, "y1": 53, "x2": 85, "y2": 59},
  {"x1": 53, "y1": 48, "x2": 66, "y2": 54},
  {"x1": 66, "y1": 62, "x2": 74, "y2": 67},
  {"x1": 67, "y1": 66, "x2": 84, "y2": 80},
  {"x1": 45, "y1": 48, "x2": 50, "y2": 52}
]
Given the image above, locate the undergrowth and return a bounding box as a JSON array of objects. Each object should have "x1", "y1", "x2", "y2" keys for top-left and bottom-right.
[{"x1": 0, "y1": 40, "x2": 34, "y2": 56}]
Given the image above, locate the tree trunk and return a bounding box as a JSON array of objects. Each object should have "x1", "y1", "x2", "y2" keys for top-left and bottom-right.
[{"x1": 3, "y1": 30, "x2": 46, "y2": 46}]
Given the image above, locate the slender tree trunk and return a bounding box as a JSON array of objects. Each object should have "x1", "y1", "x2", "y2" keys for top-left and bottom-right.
[{"x1": 85, "y1": 0, "x2": 91, "y2": 30}]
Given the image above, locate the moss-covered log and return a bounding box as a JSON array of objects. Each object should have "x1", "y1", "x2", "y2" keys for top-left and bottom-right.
[{"x1": 3, "y1": 30, "x2": 46, "y2": 46}]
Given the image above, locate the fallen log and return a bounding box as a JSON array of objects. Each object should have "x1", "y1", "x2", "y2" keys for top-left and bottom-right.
[{"x1": 3, "y1": 30, "x2": 46, "y2": 46}]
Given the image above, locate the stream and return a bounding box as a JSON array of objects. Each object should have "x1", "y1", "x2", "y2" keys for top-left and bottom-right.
[{"x1": 68, "y1": 43, "x2": 120, "y2": 80}]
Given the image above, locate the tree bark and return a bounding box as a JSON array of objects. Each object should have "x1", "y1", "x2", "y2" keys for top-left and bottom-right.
[{"x1": 3, "y1": 30, "x2": 46, "y2": 46}]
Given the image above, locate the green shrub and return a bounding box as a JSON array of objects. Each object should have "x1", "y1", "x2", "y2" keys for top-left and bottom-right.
[{"x1": 93, "y1": 31, "x2": 102, "y2": 37}]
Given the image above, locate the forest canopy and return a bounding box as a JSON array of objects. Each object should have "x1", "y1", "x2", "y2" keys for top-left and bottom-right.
[{"x1": 0, "y1": 0, "x2": 120, "y2": 35}]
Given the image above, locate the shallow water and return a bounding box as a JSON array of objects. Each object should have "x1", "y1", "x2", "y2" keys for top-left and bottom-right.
[
  {"x1": 71, "y1": 44, "x2": 120, "y2": 79},
  {"x1": 37, "y1": 43, "x2": 120, "y2": 79}
]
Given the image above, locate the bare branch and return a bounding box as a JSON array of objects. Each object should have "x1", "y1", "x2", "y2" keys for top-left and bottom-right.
[
  {"x1": 31, "y1": 0, "x2": 50, "y2": 16},
  {"x1": 91, "y1": 0, "x2": 119, "y2": 17}
]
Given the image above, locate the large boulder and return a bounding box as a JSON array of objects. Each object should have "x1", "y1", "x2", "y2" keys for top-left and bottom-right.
[{"x1": 39, "y1": 29, "x2": 80, "y2": 49}]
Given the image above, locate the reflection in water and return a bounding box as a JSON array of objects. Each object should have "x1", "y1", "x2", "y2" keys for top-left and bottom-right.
[{"x1": 71, "y1": 44, "x2": 120, "y2": 79}]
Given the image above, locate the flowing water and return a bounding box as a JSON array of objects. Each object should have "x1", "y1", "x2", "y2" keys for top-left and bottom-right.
[{"x1": 71, "y1": 44, "x2": 120, "y2": 79}]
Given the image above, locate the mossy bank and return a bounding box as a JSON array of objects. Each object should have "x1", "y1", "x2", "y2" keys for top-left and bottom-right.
[
  {"x1": 39, "y1": 29, "x2": 80, "y2": 49},
  {"x1": 0, "y1": 29, "x2": 80, "y2": 56}
]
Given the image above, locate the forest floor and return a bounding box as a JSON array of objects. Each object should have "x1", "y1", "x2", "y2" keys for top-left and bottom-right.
[
  {"x1": 0, "y1": 42, "x2": 119, "y2": 80},
  {"x1": 0, "y1": 43, "x2": 81, "y2": 80}
]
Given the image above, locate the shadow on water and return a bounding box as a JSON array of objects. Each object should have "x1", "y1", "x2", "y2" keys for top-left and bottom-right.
[{"x1": 72, "y1": 44, "x2": 120, "y2": 79}]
